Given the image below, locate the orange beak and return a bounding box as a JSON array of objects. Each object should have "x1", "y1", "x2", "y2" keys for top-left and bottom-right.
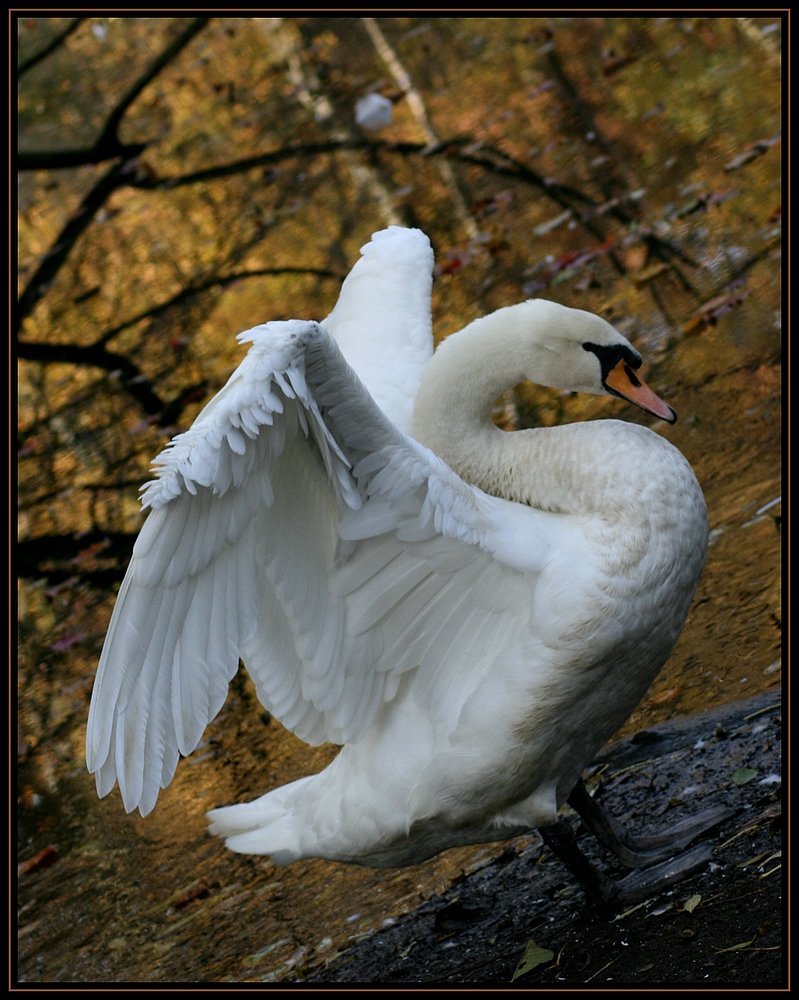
[{"x1": 604, "y1": 360, "x2": 677, "y2": 424}]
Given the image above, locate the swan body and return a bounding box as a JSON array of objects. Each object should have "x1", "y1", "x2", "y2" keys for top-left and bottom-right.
[{"x1": 86, "y1": 227, "x2": 707, "y2": 870}]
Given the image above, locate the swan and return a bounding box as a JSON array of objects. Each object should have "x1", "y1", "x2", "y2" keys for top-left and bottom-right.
[{"x1": 87, "y1": 226, "x2": 720, "y2": 905}]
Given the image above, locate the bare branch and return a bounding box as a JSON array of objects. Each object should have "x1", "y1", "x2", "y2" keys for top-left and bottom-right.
[
  {"x1": 17, "y1": 17, "x2": 85, "y2": 77},
  {"x1": 131, "y1": 135, "x2": 595, "y2": 209},
  {"x1": 96, "y1": 17, "x2": 210, "y2": 151},
  {"x1": 17, "y1": 18, "x2": 211, "y2": 171},
  {"x1": 18, "y1": 142, "x2": 148, "y2": 171},
  {"x1": 119, "y1": 134, "x2": 640, "y2": 269},
  {"x1": 16, "y1": 530, "x2": 136, "y2": 584},
  {"x1": 17, "y1": 338, "x2": 169, "y2": 419},
  {"x1": 97, "y1": 266, "x2": 342, "y2": 346},
  {"x1": 17, "y1": 159, "x2": 131, "y2": 325}
]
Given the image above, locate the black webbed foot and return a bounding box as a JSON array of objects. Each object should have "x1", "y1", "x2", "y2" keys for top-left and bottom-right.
[
  {"x1": 604, "y1": 843, "x2": 715, "y2": 906},
  {"x1": 539, "y1": 816, "x2": 717, "y2": 909},
  {"x1": 537, "y1": 779, "x2": 735, "y2": 908},
  {"x1": 567, "y1": 778, "x2": 735, "y2": 868}
]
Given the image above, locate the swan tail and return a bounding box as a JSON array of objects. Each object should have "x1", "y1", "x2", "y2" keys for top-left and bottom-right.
[{"x1": 207, "y1": 775, "x2": 315, "y2": 863}]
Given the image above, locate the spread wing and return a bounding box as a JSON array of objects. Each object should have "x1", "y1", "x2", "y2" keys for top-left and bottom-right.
[
  {"x1": 322, "y1": 226, "x2": 434, "y2": 434},
  {"x1": 86, "y1": 322, "x2": 552, "y2": 816}
]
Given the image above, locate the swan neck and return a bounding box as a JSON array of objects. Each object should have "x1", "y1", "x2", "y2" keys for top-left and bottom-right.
[
  {"x1": 411, "y1": 313, "x2": 537, "y2": 499},
  {"x1": 410, "y1": 309, "x2": 685, "y2": 518}
]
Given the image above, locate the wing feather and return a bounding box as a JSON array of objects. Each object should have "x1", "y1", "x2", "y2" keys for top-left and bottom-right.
[
  {"x1": 88, "y1": 280, "x2": 549, "y2": 816},
  {"x1": 322, "y1": 226, "x2": 434, "y2": 433}
]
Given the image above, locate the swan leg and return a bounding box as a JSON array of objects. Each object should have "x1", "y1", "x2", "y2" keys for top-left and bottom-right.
[
  {"x1": 539, "y1": 818, "x2": 715, "y2": 908},
  {"x1": 567, "y1": 778, "x2": 735, "y2": 868}
]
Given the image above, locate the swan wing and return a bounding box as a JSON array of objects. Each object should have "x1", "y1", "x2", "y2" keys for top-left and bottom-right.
[
  {"x1": 87, "y1": 322, "x2": 549, "y2": 816},
  {"x1": 86, "y1": 320, "x2": 361, "y2": 814},
  {"x1": 322, "y1": 226, "x2": 434, "y2": 434},
  {"x1": 304, "y1": 330, "x2": 556, "y2": 716}
]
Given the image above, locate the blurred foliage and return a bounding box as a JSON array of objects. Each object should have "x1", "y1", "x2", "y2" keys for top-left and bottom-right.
[
  {"x1": 16, "y1": 8, "x2": 782, "y2": 773},
  {"x1": 15, "y1": 15, "x2": 781, "y2": 984},
  {"x1": 17, "y1": 15, "x2": 780, "y2": 553}
]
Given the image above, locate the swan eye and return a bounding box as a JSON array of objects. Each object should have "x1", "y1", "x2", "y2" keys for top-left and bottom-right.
[
  {"x1": 583, "y1": 342, "x2": 642, "y2": 381},
  {"x1": 625, "y1": 365, "x2": 641, "y2": 388}
]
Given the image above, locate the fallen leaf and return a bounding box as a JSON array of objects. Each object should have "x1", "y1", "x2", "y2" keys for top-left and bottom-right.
[
  {"x1": 50, "y1": 632, "x2": 86, "y2": 652},
  {"x1": 644, "y1": 687, "x2": 682, "y2": 707},
  {"x1": 632, "y1": 262, "x2": 670, "y2": 285},
  {"x1": 732, "y1": 767, "x2": 758, "y2": 785},
  {"x1": 724, "y1": 131, "x2": 780, "y2": 170},
  {"x1": 683, "y1": 894, "x2": 702, "y2": 913},
  {"x1": 169, "y1": 878, "x2": 211, "y2": 910},
  {"x1": 682, "y1": 285, "x2": 750, "y2": 334},
  {"x1": 533, "y1": 209, "x2": 572, "y2": 236},
  {"x1": 714, "y1": 937, "x2": 756, "y2": 953},
  {"x1": 511, "y1": 940, "x2": 554, "y2": 981},
  {"x1": 18, "y1": 845, "x2": 58, "y2": 876}
]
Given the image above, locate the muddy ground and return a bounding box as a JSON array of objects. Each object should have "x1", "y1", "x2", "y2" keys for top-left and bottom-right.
[{"x1": 302, "y1": 689, "x2": 783, "y2": 987}]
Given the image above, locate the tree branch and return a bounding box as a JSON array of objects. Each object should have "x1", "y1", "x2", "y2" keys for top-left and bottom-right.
[
  {"x1": 131, "y1": 135, "x2": 599, "y2": 214},
  {"x1": 126, "y1": 132, "x2": 641, "y2": 265},
  {"x1": 122, "y1": 131, "x2": 691, "y2": 275},
  {"x1": 17, "y1": 17, "x2": 85, "y2": 77},
  {"x1": 18, "y1": 142, "x2": 148, "y2": 171},
  {"x1": 17, "y1": 158, "x2": 131, "y2": 325},
  {"x1": 17, "y1": 339, "x2": 169, "y2": 419},
  {"x1": 97, "y1": 266, "x2": 342, "y2": 346},
  {"x1": 96, "y1": 17, "x2": 210, "y2": 151},
  {"x1": 17, "y1": 18, "x2": 211, "y2": 171},
  {"x1": 16, "y1": 530, "x2": 136, "y2": 585}
]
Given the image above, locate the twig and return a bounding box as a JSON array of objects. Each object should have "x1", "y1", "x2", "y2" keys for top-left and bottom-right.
[
  {"x1": 743, "y1": 702, "x2": 781, "y2": 721},
  {"x1": 17, "y1": 338, "x2": 169, "y2": 419},
  {"x1": 96, "y1": 267, "x2": 342, "y2": 346},
  {"x1": 362, "y1": 16, "x2": 478, "y2": 240},
  {"x1": 17, "y1": 159, "x2": 131, "y2": 325},
  {"x1": 98, "y1": 17, "x2": 210, "y2": 151},
  {"x1": 17, "y1": 17, "x2": 85, "y2": 77},
  {"x1": 585, "y1": 958, "x2": 616, "y2": 982},
  {"x1": 18, "y1": 18, "x2": 210, "y2": 171}
]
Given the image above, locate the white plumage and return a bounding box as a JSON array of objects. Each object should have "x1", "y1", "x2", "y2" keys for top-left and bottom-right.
[{"x1": 86, "y1": 226, "x2": 707, "y2": 871}]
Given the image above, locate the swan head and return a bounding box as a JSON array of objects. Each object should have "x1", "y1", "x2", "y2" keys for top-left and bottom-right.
[{"x1": 499, "y1": 299, "x2": 677, "y2": 424}]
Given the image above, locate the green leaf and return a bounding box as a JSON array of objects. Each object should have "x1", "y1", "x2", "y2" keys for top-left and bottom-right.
[
  {"x1": 511, "y1": 940, "x2": 554, "y2": 981},
  {"x1": 683, "y1": 894, "x2": 701, "y2": 913},
  {"x1": 732, "y1": 767, "x2": 758, "y2": 785},
  {"x1": 714, "y1": 937, "x2": 755, "y2": 953}
]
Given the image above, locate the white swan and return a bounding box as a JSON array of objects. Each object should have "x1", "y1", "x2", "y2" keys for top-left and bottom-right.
[{"x1": 86, "y1": 227, "x2": 711, "y2": 898}]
